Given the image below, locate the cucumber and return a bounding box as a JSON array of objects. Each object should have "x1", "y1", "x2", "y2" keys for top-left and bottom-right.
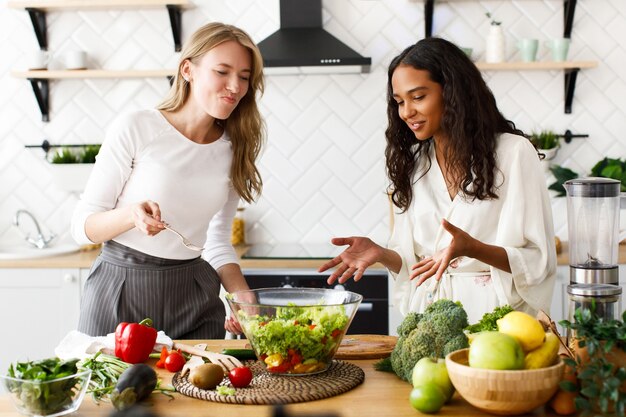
[
  {"x1": 221, "y1": 348, "x2": 257, "y2": 360},
  {"x1": 110, "y1": 364, "x2": 157, "y2": 411}
]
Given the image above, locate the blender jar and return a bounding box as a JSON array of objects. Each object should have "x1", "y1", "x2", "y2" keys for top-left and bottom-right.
[{"x1": 564, "y1": 177, "x2": 621, "y2": 284}]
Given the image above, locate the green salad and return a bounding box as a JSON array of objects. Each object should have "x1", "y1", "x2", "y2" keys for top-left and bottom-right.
[
  {"x1": 6, "y1": 358, "x2": 83, "y2": 415},
  {"x1": 239, "y1": 303, "x2": 349, "y2": 374}
]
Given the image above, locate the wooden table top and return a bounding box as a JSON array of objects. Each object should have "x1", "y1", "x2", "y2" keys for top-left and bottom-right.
[{"x1": 0, "y1": 340, "x2": 562, "y2": 417}]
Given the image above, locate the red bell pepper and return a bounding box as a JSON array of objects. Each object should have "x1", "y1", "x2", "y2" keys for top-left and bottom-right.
[
  {"x1": 155, "y1": 346, "x2": 168, "y2": 368},
  {"x1": 114, "y1": 318, "x2": 158, "y2": 364}
]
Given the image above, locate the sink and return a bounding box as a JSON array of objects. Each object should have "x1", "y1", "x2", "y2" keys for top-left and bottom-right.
[{"x1": 0, "y1": 242, "x2": 81, "y2": 260}]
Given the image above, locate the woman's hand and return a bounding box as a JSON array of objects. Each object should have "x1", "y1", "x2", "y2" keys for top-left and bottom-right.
[
  {"x1": 410, "y1": 219, "x2": 475, "y2": 286},
  {"x1": 318, "y1": 237, "x2": 384, "y2": 285},
  {"x1": 224, "y1": 315, "x2": 243, "y2": 335},
  {"x1": 130, "y1": 200, "x2": 165, "y2": 236}
]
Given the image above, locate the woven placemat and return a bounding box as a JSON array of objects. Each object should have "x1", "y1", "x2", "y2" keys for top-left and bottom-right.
[{"x1": 172, "y1": 360, "x2": 365, "y2": 405}]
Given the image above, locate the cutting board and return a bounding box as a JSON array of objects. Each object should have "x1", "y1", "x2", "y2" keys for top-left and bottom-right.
[{"x1": 335, "y1": 334, "x2": 398, "y2": 360}]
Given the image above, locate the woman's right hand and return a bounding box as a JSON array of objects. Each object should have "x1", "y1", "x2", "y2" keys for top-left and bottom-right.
[
  {"x1": 318, "y1": 237, "x2": 384, "y2": 285},
  {"x1": 130, "y1": 200, "x2": 165, "y2": 236}
]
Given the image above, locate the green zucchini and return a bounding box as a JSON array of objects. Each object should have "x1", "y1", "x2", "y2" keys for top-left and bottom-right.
[
  {"x1": 110, "y1": 364, "x2": 157, "y2": 411},
  {"x1": 221, "y1": 348, "x2": 257, "y2": 360}
]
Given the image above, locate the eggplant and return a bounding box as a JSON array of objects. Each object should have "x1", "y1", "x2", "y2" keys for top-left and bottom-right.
[{"x1": 110, "y1": 364, "x2": 157, "y2": 411}]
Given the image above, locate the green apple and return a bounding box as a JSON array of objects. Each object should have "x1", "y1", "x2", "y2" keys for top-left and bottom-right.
[
  {"x1": 411, "y1": 357, "x2": 454, "y2": 402},
  {"x1": 469, "y1": 331, "x2": 524, "y2": 370},
  {"x1": 409, "y1": 383, "x2": 446, "y2": 414}
]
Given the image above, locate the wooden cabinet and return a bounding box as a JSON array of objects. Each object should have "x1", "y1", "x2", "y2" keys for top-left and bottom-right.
[{"x1": 0, "y1": 268, "x2": 87, "y2": 372}]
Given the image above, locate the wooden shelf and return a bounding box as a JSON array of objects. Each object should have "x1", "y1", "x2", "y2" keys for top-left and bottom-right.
[
  {"x1": 8, "y1": 0, "x2": 188, "y2": 52},
  {"x1": 7, "y1": 0, "x2": 190, "y2": 10},
  {"x1": 12, "y1": 69, "x2": 175, "y2": 122},
  {"x1": 475, "y1": 61, "x2": 598, "y2": 71},
  {"x1": 12, "y1": 69, "x2": 176, "y2": 79}
]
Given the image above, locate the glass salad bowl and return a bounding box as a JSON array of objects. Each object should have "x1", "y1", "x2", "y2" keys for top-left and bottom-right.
[
  {"x1": 1, "y1": 368, "x2": 91, "y2": 417},
  {"x1": 227, "y1": 287, "x2": 363, "y2": 375}
]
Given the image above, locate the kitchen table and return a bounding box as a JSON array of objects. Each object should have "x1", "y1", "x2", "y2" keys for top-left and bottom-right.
[{"x1": 0, "y1": 340, "x2": 563, "y2": 417}]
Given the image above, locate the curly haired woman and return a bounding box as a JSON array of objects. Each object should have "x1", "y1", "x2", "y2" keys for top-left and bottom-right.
[
  {"x1": 72, "y1": 22, "x2": 265, "y2": 338},
  {"x1": 320, "y1": 38, "x2": 556, "y2": 323}
]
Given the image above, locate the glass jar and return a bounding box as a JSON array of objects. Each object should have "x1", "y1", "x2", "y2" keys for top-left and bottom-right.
[
  {"x1": 567, "y1": 283, "x2": 622, "y2": 348},
  {"x1": 231, "y1": 207, "x2": 245, "y2": 246}
]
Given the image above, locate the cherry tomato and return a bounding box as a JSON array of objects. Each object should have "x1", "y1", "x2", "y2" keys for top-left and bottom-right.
[
  {"x1": 228, "y1": 366, "x2": 253, "y2": 388},
  {"x1": 164, "y1": 351, "x2": 186, "y2": 372}
]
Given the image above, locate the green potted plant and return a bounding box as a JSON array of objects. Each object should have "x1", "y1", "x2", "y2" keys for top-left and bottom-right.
[
  {"x1": 47, "y1": 145, "x2": 101, "y2": 193},
  {"x1": 559, "y1": 305, "x2": 626, "y2": 416},
  {"x1": 530, "y1": 130, "x2": 560, "y2": 161}
]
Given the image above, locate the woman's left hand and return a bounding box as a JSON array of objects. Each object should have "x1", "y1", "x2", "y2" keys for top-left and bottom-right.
[
  {"x1": 224, "y1": 315, "x2": 243, "y2": 335},
  {"x1": 410, "y1": 219, "x2": 476, "y2": 286}
]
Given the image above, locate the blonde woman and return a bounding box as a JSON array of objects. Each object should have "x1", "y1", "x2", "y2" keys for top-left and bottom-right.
[{"x1": 71, "y1": 22, "x2": 265, "y2": 338}]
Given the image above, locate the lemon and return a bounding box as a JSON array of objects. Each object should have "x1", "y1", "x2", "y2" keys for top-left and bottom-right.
[
  {"x1": 496, "y1": 311, "x2": 545, "y2": 352},
  {"x1": 524, "y1": 332, "x2": 560, "y2": 369}
]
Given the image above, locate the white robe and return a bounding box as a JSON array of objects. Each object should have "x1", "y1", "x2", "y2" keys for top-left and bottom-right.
[{"x1": 388, "y1": 133, "x2": 557, "y2": 324}]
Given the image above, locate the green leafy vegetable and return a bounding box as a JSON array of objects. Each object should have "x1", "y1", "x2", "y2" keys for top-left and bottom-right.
[
  {"x1": 465, "y1": 305, "x2": 514, "y2": 333},
  {"x1": 6, "y1": 357, "x2": 82, "y2": 415}
]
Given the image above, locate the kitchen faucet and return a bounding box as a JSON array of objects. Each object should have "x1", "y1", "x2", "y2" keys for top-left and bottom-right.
[{"x1": 13, "y1": 209, "x2": 55, "y2": 249}]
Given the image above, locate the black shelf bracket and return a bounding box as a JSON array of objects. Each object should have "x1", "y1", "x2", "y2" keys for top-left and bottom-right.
[
  {"x1": 25, "y1": 139, "x2": 101, "y2": 156},
  {"x1": 564, "y1": 0, "x2": 577, "y2": 39},
  {"x1": 564, "y1": 68, "x2": 580, "y2": 114},
  {"x1": 21, "y1": 6, "x2": 183, "y2": 52},
  {"x1": 166, "y1": 5, "x2": 183, "y2": 52},
  {"x1": 561, "y1": 129, "x2": 589, "y2": 144},
  {"x1": 28, "y1": 78, "x2": 50, "y2": 122},
  {"x1": 424, "y1": 0, "x2": 434, "y2": 38},
  {"x1": 26, "y1": 8, "x2": 47, "y2": 50}
]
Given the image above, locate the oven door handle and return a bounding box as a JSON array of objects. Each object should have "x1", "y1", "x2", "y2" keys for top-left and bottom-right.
[{"x1": 357, "y1": 302, "x2": 374, "y2": 312}]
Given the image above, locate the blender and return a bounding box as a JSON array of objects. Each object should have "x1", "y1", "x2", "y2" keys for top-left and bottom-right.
[{"x1": 564, "y1": 177, "x2": 621, "y2": 285}]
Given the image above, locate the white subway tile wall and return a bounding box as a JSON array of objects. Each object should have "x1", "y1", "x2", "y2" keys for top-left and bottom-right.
[{"x1": 1, "y1": 0, "x2": 625, "y2": 246}]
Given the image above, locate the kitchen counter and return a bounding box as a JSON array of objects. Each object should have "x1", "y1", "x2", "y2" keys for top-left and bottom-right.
[
  {"x1": 1, "y1": 242, "x2": 624, "y2": 269},
  {"x1": 0, "y1": 339, "x2": 562, "y2": 417}
]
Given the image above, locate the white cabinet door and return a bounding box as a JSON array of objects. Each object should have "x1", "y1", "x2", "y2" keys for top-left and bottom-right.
[{"x1": 0, "y1": 269, "x2": 81, "y2": 373}]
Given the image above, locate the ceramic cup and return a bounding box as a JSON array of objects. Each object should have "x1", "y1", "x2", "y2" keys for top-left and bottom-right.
[
  {"x1": 28, "y1": 50, "x2": 49, "y2": 70},
  {"x1": 64, "y1": 50, "x2": 87, "y2": 70},
  {"x1": 545, "y1": 38, "x2": 570, "y2": 61},
  {"x1": 517, "y1": 38, "x2": 539, "y2": 62}
]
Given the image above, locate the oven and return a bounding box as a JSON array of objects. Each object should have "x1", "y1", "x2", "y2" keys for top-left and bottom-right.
[{"x1": 242, "y1": 268, "x2": 389, "y2": 335}]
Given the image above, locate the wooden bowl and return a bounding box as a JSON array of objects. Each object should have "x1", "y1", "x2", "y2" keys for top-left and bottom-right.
[{"x1": 445, "y1": 348, "x2": 564, "y2": 415}]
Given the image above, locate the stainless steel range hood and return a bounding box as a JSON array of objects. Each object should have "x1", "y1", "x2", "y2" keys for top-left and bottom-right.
[{"x1": 258, "y1": 0, "x2": 371, "y2": 75}]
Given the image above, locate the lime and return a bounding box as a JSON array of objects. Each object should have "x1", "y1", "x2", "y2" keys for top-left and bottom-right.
[{"x1": 409, "y1": 383, "x2": 446, "y2": 414}]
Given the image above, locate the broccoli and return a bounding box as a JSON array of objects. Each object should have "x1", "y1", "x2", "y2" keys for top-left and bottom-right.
[{"x1": 390, "y1": 299, "x2": 469, "y2": 382}]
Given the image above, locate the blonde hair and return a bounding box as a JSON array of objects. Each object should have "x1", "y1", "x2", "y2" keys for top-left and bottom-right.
[{"x1": 158, "y1": 22, "x2": 265, "y2": 203}]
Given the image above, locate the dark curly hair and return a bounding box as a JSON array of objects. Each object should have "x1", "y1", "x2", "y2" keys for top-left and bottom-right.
[{"x1": 385, "y1": 37, "x2": 527, "y2": 212}]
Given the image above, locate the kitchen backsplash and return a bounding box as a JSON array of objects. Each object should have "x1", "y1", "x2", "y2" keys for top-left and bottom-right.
[{"x1": 0, "y1": 0, "x2": 624, "y2": 246}]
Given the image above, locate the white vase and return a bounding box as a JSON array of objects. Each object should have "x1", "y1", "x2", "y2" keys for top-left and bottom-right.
[{"x1": 486, "y1": 25, "x2": 505, "y2": 63}]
